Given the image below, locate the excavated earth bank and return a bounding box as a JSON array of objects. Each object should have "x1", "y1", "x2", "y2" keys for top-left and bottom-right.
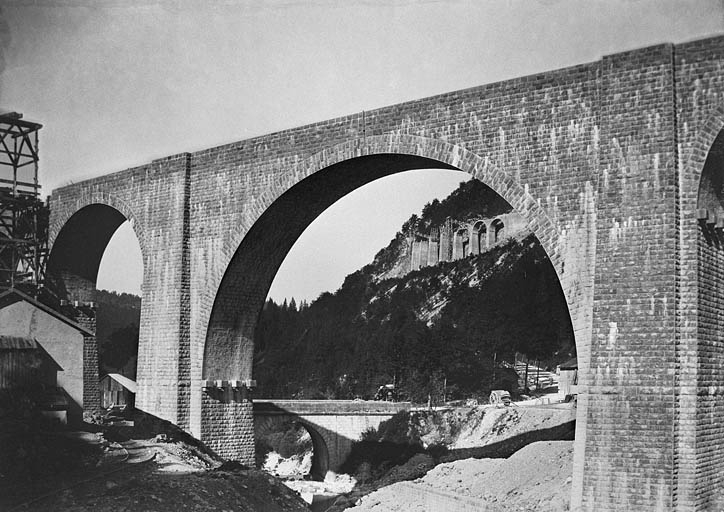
[
  {"x1": 327, "y1": 402, "x2": 576, "y2": 511},
  {"x1": 347, "y1": 440, "x2": 573, "y2": 511}
]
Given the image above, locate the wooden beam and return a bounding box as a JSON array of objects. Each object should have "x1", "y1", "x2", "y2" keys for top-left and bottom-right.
[{"x1": 0, "y1": 178, "x2": 39, "y2": 188}]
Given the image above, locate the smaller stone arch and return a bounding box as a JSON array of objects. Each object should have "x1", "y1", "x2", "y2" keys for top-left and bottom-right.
[
  {"x1": 47, "y1": 199, "x2": 146, "y2": 302},
  {"x1": 48, "y1": 191, "x2": 146, "y2": 261},
  {"x1": 254, "y1": 414, "x2": 331, "y2": 481}
]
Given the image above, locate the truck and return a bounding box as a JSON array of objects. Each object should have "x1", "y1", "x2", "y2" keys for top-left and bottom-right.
[
  {"x1": 374, "y1": 384, "x2": 396, "y2": 401},
  {"x1": 489, "y1": 389, "x2": 512, "y2": 406}
]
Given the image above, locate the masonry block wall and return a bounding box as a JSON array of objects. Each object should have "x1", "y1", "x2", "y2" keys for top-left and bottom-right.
[
  {"x1": 676, "y1": 37, "x2": 724, "y2": 510},
  {"x1": 586, "y1": 44, "x2": 679, "y2": 510},
  {"x1": 55, "y1": 303, "x2": 101, "y2": 415},
  {"x1": 200, "y1": 387, "x2": 254, "y2": 464},
  {"x1": 48, "y1": 154, "x2": 191, "y2": 428},
  {"x1": 46, "y1": 35, "x2": 724, "y2": 510},
  {"x1": 75, "y1": 310, "x2": 100, "y2": 414}
]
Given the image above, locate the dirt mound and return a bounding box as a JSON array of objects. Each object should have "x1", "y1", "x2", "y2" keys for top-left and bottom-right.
[
  {"x1": 1, "y1": 418, "x2": 308, "y2": 512},
  {"x1": 422, "y1": 440, "x2": 573, "y2": 509},
  {"x1": 377, "y1": 453, "x2": 435, "y2": 487},
  {"x1": 18, "y1": 464, "x2": 310, "y2": 512},
  {"x1": 347, "y1": 440, "x2": 574, "y2": 512},
  {"x1": 0, "y1": 419, "x2": 105, "y2": 506}
]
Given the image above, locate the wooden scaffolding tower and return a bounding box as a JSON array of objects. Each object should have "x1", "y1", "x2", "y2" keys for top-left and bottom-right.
[{"x1": 0, "y1": 112, "x2": 47, "y2": 292}]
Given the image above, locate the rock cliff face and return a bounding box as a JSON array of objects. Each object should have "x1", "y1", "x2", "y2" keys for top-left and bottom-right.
[
  {"x1": 364, "y1": 233, "x2": 547, "y2": 327},
  {"x1": 368, "y1": 180, "x2": 529, "y2": 283},
  {"x1": 373, "y1": 211, "x2": 529, "y2": 283}
]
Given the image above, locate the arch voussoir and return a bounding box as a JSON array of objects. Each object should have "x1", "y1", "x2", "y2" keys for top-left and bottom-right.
[{"x1": 48, "y1": 191, "x2": 147, "y2": 263}]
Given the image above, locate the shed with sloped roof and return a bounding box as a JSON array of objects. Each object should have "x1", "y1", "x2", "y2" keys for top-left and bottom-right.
[
  {"x1": 100, "y1": 373, "x2": 136, "y2": 409},
  {"x1": 0, "y1": 288, "x2": 94, "y2": 424},
  {"x1": 0, "y1": 335, "x2": 62, "y2": 389}
]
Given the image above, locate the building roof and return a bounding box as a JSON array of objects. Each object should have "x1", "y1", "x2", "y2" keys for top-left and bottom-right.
[
  {"x1": 0, "y1": 335, "x2": 38, "y2": 350},
  {"x1": 103, "y1": 373, "x2": 137, "y2": 394},
  {"x1": 0, "y1": 335, "x2": 63, "y2": 370},
  {"x1": 0, "y1": 288, "x2": 93, "y2": 336}
]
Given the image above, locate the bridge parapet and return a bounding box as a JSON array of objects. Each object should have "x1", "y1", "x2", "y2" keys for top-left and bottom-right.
[{"x1": 253, "y1": 399, "x2": 410, "y2": 415}]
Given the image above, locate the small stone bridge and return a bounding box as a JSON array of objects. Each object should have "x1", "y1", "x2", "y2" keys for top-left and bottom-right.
[
  {"x1": 46, "y1": 35, "x2": 724, "y2": 510},
  {"x1": 253, "y1": 400, "x2": 409, "y2": 479}
]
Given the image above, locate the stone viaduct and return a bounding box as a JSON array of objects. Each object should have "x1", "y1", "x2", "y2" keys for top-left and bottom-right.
[
  {"x1": 253, "y1": 400, "x2": 409, "y2": 479},
  {"x1": 45, "y1": 36, "x2": 724, "y2": 509},
  {"x1": 407, "y1": 211, "x2": 527, "y2": 272}
]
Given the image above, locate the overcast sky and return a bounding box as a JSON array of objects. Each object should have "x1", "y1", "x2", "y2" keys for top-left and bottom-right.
[{"x1": 1, "y1": 1, "x2": 722, "y2": 301}]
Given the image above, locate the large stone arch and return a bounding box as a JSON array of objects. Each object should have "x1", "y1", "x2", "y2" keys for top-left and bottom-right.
[
  {"x1": 197, "y1": 134, "x2": 595, "y2": 474},
  {"x1": 199, "y1": 134, "x2": 580, "y2": 377}
]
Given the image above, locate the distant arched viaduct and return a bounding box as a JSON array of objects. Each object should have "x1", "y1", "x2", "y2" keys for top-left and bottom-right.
[{"x1": 47, "y1": 37, "x2": 724, "y2": 510}]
